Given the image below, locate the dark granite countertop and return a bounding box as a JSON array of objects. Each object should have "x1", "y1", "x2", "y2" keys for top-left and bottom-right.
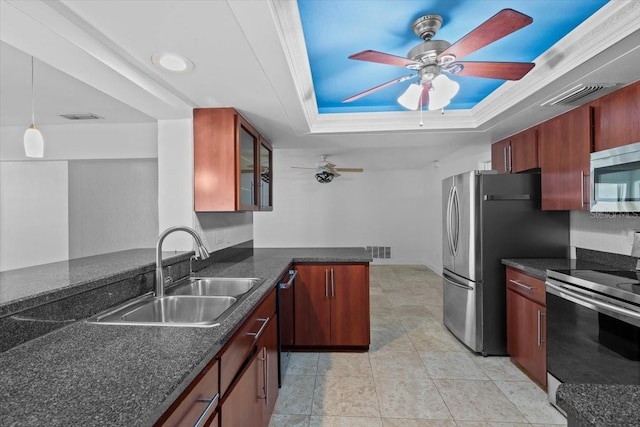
[
  {"x1": 0, "y1": 249, "x2": 191, "y2": 317},
  {"x1": 0, "y1": 247, "x2": 371, "y2": 427},
  {"x1": 501, "y1": 258, "x2": 621, "y2": 281},
  {"x1": 557, "y1": 383, "x2": 640, "y2": 427}
]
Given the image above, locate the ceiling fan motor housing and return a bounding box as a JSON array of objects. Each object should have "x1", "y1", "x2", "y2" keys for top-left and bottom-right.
[{"x1": 412, "y1": 14, "x2": 443, "y2": 40}]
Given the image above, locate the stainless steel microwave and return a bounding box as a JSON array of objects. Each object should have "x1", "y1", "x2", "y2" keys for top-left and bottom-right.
[{"x1": 590, "y1": 141, "x2": 640, "y2": 212}]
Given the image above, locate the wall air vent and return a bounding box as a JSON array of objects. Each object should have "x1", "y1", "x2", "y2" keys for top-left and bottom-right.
[
  {"x1": 60, "y1": 113, "x2": 103, "y2": 120},
  {"x1": 366, "y1": 246, "x2": 391, "y2": 259},
  {"x1": 541, "y1": 83, "x2": 617, "y2": 106}
]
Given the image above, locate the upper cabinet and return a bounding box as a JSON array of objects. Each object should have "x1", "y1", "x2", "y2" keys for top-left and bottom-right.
[
  {"x1": 491, "y1": 127, "x2": 539, "y2": 174},
  {"x1": 194, "y1": 108, "x2": 273, "y2": 212},
  {"x1": 258, "y1": 137, "x2": 273, "y2": 211},
  {"x1": 592, "y1": 80, "x2": 640, "y2": 152},
  {"x1": 539, "y1": 104, "x2": 592, "y2": 211}
]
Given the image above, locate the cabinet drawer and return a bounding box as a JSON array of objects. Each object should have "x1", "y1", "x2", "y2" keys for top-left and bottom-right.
[
  {"x1": 506, "y1": 267, "x2": 546, "y2": 306},
  {"x1": 156, "y1": 359, "x2": 219, "y2": 427},
  {"x1": 220, "y1": 289, "x2": 276, "y2": 396}
]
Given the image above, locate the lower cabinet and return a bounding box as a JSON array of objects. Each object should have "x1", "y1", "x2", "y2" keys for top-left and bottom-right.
[
  {"x1": 293, "y1": 263, "x2": 370, "y2": 348},
  {"x1": 155, "y1": 359, "x2": 219, "y2": 427},
  {"x1": 506, "y1": 267, "x2": 547, "y2": 387},
  {"x1": 219, "y1": 289, "x2": 278, "y2": 427},
  {"x1": 157, "y1": 288, "x2": 278, "y2": 427}
]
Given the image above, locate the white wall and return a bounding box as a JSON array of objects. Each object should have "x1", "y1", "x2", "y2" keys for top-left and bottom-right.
[
  {"x1": 570, "y1": 211, "x2": 639, "y2": 255},
  {"x1": 0, "y1": 161, "x2": 69, "y2": 270},
  {"x1": 68, "y1": 159, "x2": 159, "y2": 258},
  {"x1": 0, "y1": 123, "x2": 158, "y2": 271},
  {"x1": 253, "y1": 147, "x2": 492, "y2": 266}
]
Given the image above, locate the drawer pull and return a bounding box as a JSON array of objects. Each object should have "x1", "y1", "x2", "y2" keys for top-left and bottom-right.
[
  {"x1": 194, "y1": 393, "x2": 219, "y2": 427},
  {"x1": 509, "y1": 279, "x2": 533, "y2": 291},
  {"x1": 247, "y1": 317, "x2": 270, "y2": 341}
]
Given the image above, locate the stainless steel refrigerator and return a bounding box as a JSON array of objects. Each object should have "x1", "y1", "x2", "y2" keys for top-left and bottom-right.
[{"x1": 442, "y1": 171, "x2": 569, "y2": 355}]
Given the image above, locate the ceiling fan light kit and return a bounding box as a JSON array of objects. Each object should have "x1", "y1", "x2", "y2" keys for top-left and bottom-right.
[{"x1": 343, "y1": 9, "x2": 535, "y2": 112}]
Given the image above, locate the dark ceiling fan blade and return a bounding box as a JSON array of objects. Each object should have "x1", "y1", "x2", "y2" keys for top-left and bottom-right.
[
  {"x1": 342, "y1": 74, "x2": 415, "y2": 103},
  {"x1": 452, "y1": 61, "x2": 535, "y2": 80},
  {"x1": 420, "y1": 83, "x2": 430, "y2": 109},
  {"x1": 437, "y1": 9, "x2": 533, "y2": 62},
  {"x1": 348, "y1": 50, "x2": 421, "y2": 68},
  {"x1": 334, "y1": 168, "x2": 364, "y2": 172}
]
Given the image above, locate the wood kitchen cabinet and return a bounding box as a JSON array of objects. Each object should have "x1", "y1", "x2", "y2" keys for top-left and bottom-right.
[
  {"x1": 293, "y1": 263, "x2": 370, "y2": 349},
  {"x1": 491, "y1": 127, "x2": 539, "y2": 173},
  {"x1": 592, "y1": 80, "x2": 640, "y2": 152},
  {"x1": 220, "y1": 315, "x2": 277, "y2": 427},
  {"x1": 155, "y1": 359, "x2": 219, "y2": 427},
  {"x1": 539, "y1": 104, "x2": 592, "y2": 210},
  {"x1": 258, "y1": 137, "x2": 273, "y2": 211},
  {"x1": 194, "y1": 108, "x2": 273, "y2": 212},
  {"x1": 506, "y1": 267, "x2": 547, "y2": 387},
  {"x1": 219, "y1": 288, "x2": 278, "y2": 427}
]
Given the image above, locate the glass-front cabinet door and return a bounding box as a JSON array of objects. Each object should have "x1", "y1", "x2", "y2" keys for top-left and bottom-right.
[
  {"x1": 238, "y1": 120, "x2": 258, "y2": 209},
  {"x1": 259, "y1": 138, "x2": 273, "y2": 210}
]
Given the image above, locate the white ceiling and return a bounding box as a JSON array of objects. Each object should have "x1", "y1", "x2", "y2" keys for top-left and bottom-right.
[{"x1": 1, "y1": 0, "x2": 639, "y2": 169}]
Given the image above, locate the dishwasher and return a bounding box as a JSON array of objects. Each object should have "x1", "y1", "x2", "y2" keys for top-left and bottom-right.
[{"x1": 277, "y1": 268, "x2": 297, "y2": 387}]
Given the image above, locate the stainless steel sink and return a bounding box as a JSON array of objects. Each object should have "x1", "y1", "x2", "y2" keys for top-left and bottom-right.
[
  {"x1": 87, "y1": 294, "x2": 237, "y2": 327},
  {"x1": 167, "y1": 277, "x2": 262, "y2": 297}
]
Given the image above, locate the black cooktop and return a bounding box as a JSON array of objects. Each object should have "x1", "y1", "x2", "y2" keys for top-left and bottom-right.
[{"x1": 547, "y1": 269, "x2": 640, "y2": 304}]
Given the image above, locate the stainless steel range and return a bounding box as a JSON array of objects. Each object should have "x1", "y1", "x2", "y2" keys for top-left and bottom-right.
[{"x1": 545, "y1": 268, "x2": 640, "y2": 411}]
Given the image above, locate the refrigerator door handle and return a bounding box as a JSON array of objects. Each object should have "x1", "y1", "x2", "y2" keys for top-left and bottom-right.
[
  {"x1": 443, "y1": 271, "x2": 475, "y2": 291},
  {"x1": 451, "y1": 186, "x2": 460, "y2": 256},
  {"x1": 446, "y1": 186, "x2": 455, "y2": 256}
]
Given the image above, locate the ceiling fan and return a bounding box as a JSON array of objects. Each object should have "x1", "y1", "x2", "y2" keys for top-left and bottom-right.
[
  {"x1": 291, "y1": 155, "x2": 364, "y2": 183},
  {"x1": 342, "y1": 9, "x2": 535, "y2": 111}
]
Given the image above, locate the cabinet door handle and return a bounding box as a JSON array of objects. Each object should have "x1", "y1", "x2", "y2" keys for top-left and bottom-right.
[
  {"x1": 331, "y1": 268, "x2": 335, "y2": 297},
  {"x1": 509, "y1": 279, "x2": 533, "y2": 291},
  {"x1": 507, "y1": 145, "x2": 512, "y2": 173},
  {"x1": 247, "y1": 317, "x2": 270, "y2": 340},
  {"x1": 537, "y1": 310, "x2": 546, "y2": 346},
  {"x1": 194, "y1": 393, "x2": 219, "y2": 427},
  {"x1": 325, "y1": 269, "x2": 329, "y2": 297},
  {"x1": 503, "y1": 146, "x2": 508, "y2": 173},
  {"x1": 258, "y1": 346, "x2": 267, "y2": 401}
]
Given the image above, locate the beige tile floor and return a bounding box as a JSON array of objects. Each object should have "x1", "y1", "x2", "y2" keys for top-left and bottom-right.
[{"x1": 269, "y1": 265, "x2": 567, "y2": 427}]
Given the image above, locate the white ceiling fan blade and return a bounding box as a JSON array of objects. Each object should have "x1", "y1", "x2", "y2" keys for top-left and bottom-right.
[
  {"x1": 291, "y1": 166, "x2": 316, "y2": 169},
  {"x1": 332, "y1": 171, "x2": 342, "y2": 177}
]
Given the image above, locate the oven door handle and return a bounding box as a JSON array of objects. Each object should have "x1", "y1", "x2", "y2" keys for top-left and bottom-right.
[{"x1": 546, "y1": 281, "x2": 640, "y2": 321}]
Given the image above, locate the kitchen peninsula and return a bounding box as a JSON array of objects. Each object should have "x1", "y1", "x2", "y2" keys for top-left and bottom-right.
[{"x1": 0, "y1": 246, "x2": 371, "y2": 426}]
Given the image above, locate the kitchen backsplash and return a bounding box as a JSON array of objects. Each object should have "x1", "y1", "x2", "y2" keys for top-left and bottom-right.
[{"x1": 571, "y1": 211, "x2": 639, "y2": 256}]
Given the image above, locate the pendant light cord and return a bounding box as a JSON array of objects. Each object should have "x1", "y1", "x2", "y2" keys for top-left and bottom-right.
[{"x1": 31, "y1": 56, "x2": 35, "y2": 124}]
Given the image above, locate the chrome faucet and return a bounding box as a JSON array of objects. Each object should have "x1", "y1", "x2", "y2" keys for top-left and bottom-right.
[{"x1": 155, "y1": 226, "x2": 210, "y2": 298}]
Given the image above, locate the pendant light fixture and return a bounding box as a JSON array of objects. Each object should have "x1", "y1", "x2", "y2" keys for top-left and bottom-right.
[{"x1": 24, "y1": 56, "x2": 44, "y2": 158}]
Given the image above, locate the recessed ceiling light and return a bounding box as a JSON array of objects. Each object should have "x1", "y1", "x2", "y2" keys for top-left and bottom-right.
[{"x1": 151, "y1": 52, "x2": 194, "y2": 73}]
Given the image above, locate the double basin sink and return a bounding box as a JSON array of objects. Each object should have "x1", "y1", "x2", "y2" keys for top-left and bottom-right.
[{"x1": 87, "y1": 277, "x2": 262, "y2": 327}]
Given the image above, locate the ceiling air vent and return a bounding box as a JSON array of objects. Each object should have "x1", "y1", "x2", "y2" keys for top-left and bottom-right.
[
  {"x1": 541, "y1": 83, "x2": 617, "y2": 106},
  {"x1": 60, "y1": 113, "x2": 103, "y2": 120}
]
